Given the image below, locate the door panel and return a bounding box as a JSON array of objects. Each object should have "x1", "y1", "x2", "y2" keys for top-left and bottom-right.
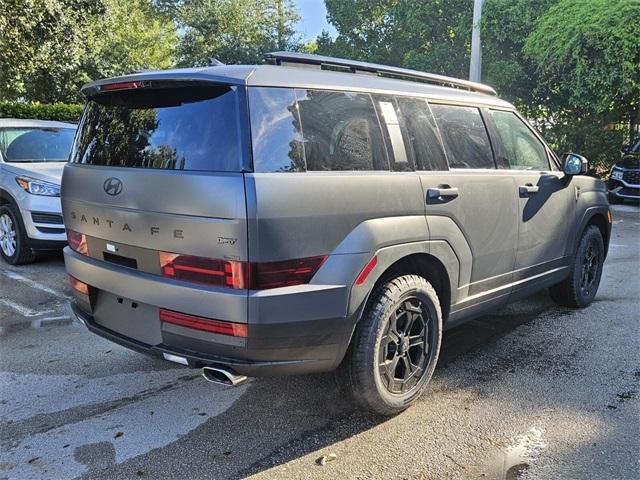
[
  {"x1": 417, "y1": 103, "x2": 518, "y2": 307},
  {"x1": 420, "y1": 171, "x2": 518, "y2": 303},
  {"x1": 484, "y1": 109, "x2": 576, "y2": 283},
  {"x1": 512, "y1": 171, "x2": 575, "y2": 279}
]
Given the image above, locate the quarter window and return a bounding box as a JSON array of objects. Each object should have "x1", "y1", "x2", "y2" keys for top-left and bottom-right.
[
  {"x1": 249, "y1": 87, "x2": 305, "y2": 172},
  {"x1": 396, "y1": 97, "x2": 448, "y2": 171},
  {"x1": 296, "y1": 90, "x2": 389, "y2": 171},
  {"x1": 430, "y1": 104, "x2": 495, "y2": 169},
  {"x1": 489, "y1": 110, "x2": 549, "y2": 171}
]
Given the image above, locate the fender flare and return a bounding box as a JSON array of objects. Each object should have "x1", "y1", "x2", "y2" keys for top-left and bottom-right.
[{"x1": 570, "y1": 205, "x2": 611, "y2": 258}]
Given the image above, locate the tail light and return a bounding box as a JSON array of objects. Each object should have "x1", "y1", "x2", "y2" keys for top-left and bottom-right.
[
  {"x1": 160, "y1": 308, "x2": 248, "y2": 337},
  {"x1": 159, "y1": 252, "x2": 247, "y2": 288},
  {"x1": 159, "y1": 252, "x2": 327, "y2": 290},
  {"x1": 67, "y1": 229, "x2": 88, "y2": 255},
  {"x1": 68, "y1": 275, "x2": 91, "y2": 295},
  {"x1": 250, "y1": 256, "x2": 327, "y2": 289},
  {"x1": 101, "y1": 81, "x2": 144, "y2": 91}
]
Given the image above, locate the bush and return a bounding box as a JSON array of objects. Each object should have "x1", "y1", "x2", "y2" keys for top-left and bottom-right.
[{"x1": 0, "y1": 101, "x2": 84, "y2": 123}]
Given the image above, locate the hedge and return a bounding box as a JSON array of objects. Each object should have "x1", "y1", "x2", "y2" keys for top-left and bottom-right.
[{"x1": 0, "y1": 101, "x2": 84, "y2": 123}]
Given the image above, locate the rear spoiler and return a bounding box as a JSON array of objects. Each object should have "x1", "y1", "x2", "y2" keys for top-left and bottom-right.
[{"x1": 81, "y1": 72, "x2": 246, "y2": 98}]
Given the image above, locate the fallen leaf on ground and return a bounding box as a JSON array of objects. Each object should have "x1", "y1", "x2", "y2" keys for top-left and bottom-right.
[{"x1": 316, "y1": 453, "x2": 337, "y2": 466}]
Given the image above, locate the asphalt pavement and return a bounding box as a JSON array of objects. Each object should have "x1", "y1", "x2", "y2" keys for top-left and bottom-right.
[{"x1": 1, "y1": 204, "x2": 638, "y2": 480}]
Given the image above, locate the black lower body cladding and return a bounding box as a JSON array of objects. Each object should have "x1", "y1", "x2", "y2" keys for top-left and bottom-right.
[
  {"x1": 72, "y1": 303, "x2": 353, "y2": 376},
  {"x1": 65, "y1": 247, "x2": 355, "y2": 377}
]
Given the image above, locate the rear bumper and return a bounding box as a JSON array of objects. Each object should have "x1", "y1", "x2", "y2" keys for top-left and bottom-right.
[
  {"x1": 65, "y1": 248, "x2": 354, "y2": 376},
  {"x1": 71, "y1": 303, "x2": 351, "y2": 376}
]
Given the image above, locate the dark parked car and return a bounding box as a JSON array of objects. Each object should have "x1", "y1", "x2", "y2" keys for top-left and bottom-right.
[
  {"x1": 607, "y1": 139, "x2": 640, "y2": 204},
  {"x1": 62, "y1": 52, "x2": 611, "y2": 415}
]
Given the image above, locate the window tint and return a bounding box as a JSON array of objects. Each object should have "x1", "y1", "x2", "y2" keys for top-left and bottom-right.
[
  {"x1": 489, "y1": 110, "x2": 549, "y2": 170},
  {"x1": 249, "y1": 87, "x2": 305, "y2": 172},
  {"x1": 430, "y1": 104, "x2": 494, "y2": 169},
  {"x1": 296, "y1": 90, "x2": 388, "y2": 171},
  {"x1": 396, "y1": 98, "x2": 448, "y2": 171},
  {"x1": 72, "y1": 86, "x2": 242, "y2": 171},
  {"x1": 1, "y1": 127, "x2": 75, "y2": 163}
]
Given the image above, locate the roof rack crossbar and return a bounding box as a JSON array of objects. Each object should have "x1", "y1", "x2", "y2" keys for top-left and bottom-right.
[{"x1": 264, "y1": 52, "x2": 497, "y2": 96}]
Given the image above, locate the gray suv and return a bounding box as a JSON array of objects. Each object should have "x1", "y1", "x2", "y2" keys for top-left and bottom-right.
[{"x1": 62, "y1": 53, "x2": 610, "y2": 415}]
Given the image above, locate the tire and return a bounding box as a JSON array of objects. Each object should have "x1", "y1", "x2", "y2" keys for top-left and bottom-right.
[
  {"x1": 607, "y1": 192, "x2": 623, "y2": 205},
  {"x1": 549, "y1": 225, "x2": 604, "y2": 308},
  {"x1": 337, "y1": 275, "x2": 442, "y2": 416},
  {"x1": 0, "y1": 204, "x2": 36, "y2": 265}
]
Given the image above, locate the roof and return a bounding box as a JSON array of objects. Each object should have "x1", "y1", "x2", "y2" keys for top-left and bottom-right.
[
  {"x1": 0, "y1": 118, "x2": 77, "y2": 129},
  {"x1": 81, "y1": 57, "x2": 513, "y2": 109}
]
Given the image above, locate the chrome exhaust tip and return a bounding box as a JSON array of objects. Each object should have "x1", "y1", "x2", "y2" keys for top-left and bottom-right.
[{"x1": 202, "y1": 366, "x2": 247, "y2": 386}]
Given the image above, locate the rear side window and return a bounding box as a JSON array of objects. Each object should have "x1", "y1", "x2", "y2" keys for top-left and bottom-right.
[
  {"x1": 396, "y1": 98, "x2": 448, "y2": 171},
  {"x1": 249, "y1": 87, "x2": 389, "y2": 172},
  {"x1": 72, "y1": 85, "x2": 242, "y2": 171},
  {"x1": 430, "y1": 104, "x2": 495, "y2": 169},
  {"x1": 488, "y1": 110, "x2": 549, "y2": 171},
  {"x1": 296, "y1": 90, "x2": 388, "y2": 171}
]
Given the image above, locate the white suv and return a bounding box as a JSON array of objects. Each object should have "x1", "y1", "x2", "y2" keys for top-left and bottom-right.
[{"x1": 0, "y1": 118, "x2": 76, "y2": 264}]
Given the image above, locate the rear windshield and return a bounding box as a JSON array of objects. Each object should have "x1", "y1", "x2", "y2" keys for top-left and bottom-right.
[
  {"x1": 0, "y1": 127, "x2": 75, "y2": 163},
  {"x1": 71, "y1": 85, "x2": 242, "y2": 171}
]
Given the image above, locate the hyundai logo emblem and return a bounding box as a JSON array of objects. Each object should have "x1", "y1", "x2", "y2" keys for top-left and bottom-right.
[{"x1": 103, "y1": 177, "x2": 123, "y2": 196}]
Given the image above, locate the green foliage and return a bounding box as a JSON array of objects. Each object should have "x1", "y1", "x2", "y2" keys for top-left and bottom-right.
[
  {"x1": 0, "y1": 101, "x2": 84, "y2": 122},
  {"x1": 84, "y1": 0, "x2": 178, "y2": 81},
  {"x1": 0, "y1": 0, "x2": 177, "y2": 103},
  {"x1": 524, "y1": 0, "x2": 640, "y2": 118},
  {"x1": 482, "y1": 0, "x2": 558, "y2": 113},
  {"x1": 0, "y1": 0, "x2": 103, "y2": 102},
  {"x1": 317, "y1": 0, "x2": 472, "y2": 78},
  {"x1": 176, "y1": 0, "x2": 301, "y2": 66}
]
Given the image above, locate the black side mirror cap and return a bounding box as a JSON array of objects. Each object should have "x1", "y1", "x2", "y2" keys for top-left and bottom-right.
[{"x1": 562, "y1": 153, "x2": 588, "y2": 175}]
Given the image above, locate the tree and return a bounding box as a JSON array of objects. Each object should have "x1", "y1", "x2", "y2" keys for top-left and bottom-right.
[
  {"x1": 317, "y1": 0, "x2": 473, "y2": 78},
  {"x1": 0, "y1": 0, "x2": 177, "y2": 103},
  {"x1": 176, "y1": 0, "x2": 301, "y2": 66},
  {"x1": 482, "y1": 0, "x2": 558, "y2": 113},
  {"x1": 0, "y1": 0, "x2": 104, "y2": 102},
  {"x1": 85, "y1": 0, "x2": 177, "y2": 81},
  {"x1": 524, "y1": 0, "x2": 639, "y2": 133}
]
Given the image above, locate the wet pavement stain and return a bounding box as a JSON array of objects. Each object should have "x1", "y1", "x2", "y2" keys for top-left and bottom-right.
[{"x1": 73, "y1": 442, "x2": 116, "y2": 470}]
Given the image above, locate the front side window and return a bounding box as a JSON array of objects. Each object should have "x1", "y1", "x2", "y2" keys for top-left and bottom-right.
[
  {"x1": 396, "y1": 97, "x2": 448, "y2": 171},
  {"x1": 0, "y1": 127, "x2": 75, "y2": 163},
  {"x1": 296, "y1": 90, "x2": 388, "y2": 171},
  {"x1": 489, "y1": 110, "x2": 549, "y2": 171},
  {"x1": 72, "y1": 85, "x2": 242, "y2": 171},
  {"x1": 430, "y1": 104, "x2": 495, "y2": 169}
]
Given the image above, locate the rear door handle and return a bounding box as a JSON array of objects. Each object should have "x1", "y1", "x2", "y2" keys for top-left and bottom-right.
[
  {"x1": 518, "y1": 184, "x2": 539, "y2": 197},
  {"x1": 427, "y1": 186, "x2": 459, "y2": 201}
]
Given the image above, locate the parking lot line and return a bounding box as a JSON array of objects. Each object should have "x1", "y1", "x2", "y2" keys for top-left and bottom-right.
[
  {"x1": 0, "y1": 298, "x2": 54, "y2": 317},
  {"x1": 0, "y1": 269, "x2": 69, "y2": 298}
]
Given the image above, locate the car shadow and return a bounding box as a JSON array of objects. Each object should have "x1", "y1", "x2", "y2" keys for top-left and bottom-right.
[{"x1": 95, "y1": 292, "x2": 568, "y2": 479}]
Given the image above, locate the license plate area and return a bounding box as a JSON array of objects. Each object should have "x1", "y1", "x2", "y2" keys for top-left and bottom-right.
[{"x1": 93, "y1": 291, "x2": 162, "y2": 346}]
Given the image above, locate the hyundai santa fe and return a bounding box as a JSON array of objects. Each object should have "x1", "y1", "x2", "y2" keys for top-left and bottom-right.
[{"x1": 62, "y1": 52, "x2": 610, "y2": 415}]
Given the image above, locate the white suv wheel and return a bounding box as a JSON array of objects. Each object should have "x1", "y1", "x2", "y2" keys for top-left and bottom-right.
[{"x1": 0, "y1": 213, "x2": 16, "y2": 257}]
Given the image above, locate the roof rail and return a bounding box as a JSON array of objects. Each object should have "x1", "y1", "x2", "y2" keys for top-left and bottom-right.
[{"x1": 264, "y1": 51, "x2": 497, "y2": 96}]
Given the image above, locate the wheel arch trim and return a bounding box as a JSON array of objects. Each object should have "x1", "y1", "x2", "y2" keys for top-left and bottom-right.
[{"x1": 571, "y1": 206, "x2": 611, "y2": 259}]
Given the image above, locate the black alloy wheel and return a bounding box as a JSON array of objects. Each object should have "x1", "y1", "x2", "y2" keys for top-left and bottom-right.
[{"x1": 377, "y1": 297, "x2": 433, "y2": 395}]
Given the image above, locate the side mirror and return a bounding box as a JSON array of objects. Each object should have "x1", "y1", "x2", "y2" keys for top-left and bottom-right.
[
  {"x1": 621, "y1": 144, "x2": 630, "y2": 153},
  {"x1": 562, "y1": 153, "x2": 588, "y2": 175}
]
